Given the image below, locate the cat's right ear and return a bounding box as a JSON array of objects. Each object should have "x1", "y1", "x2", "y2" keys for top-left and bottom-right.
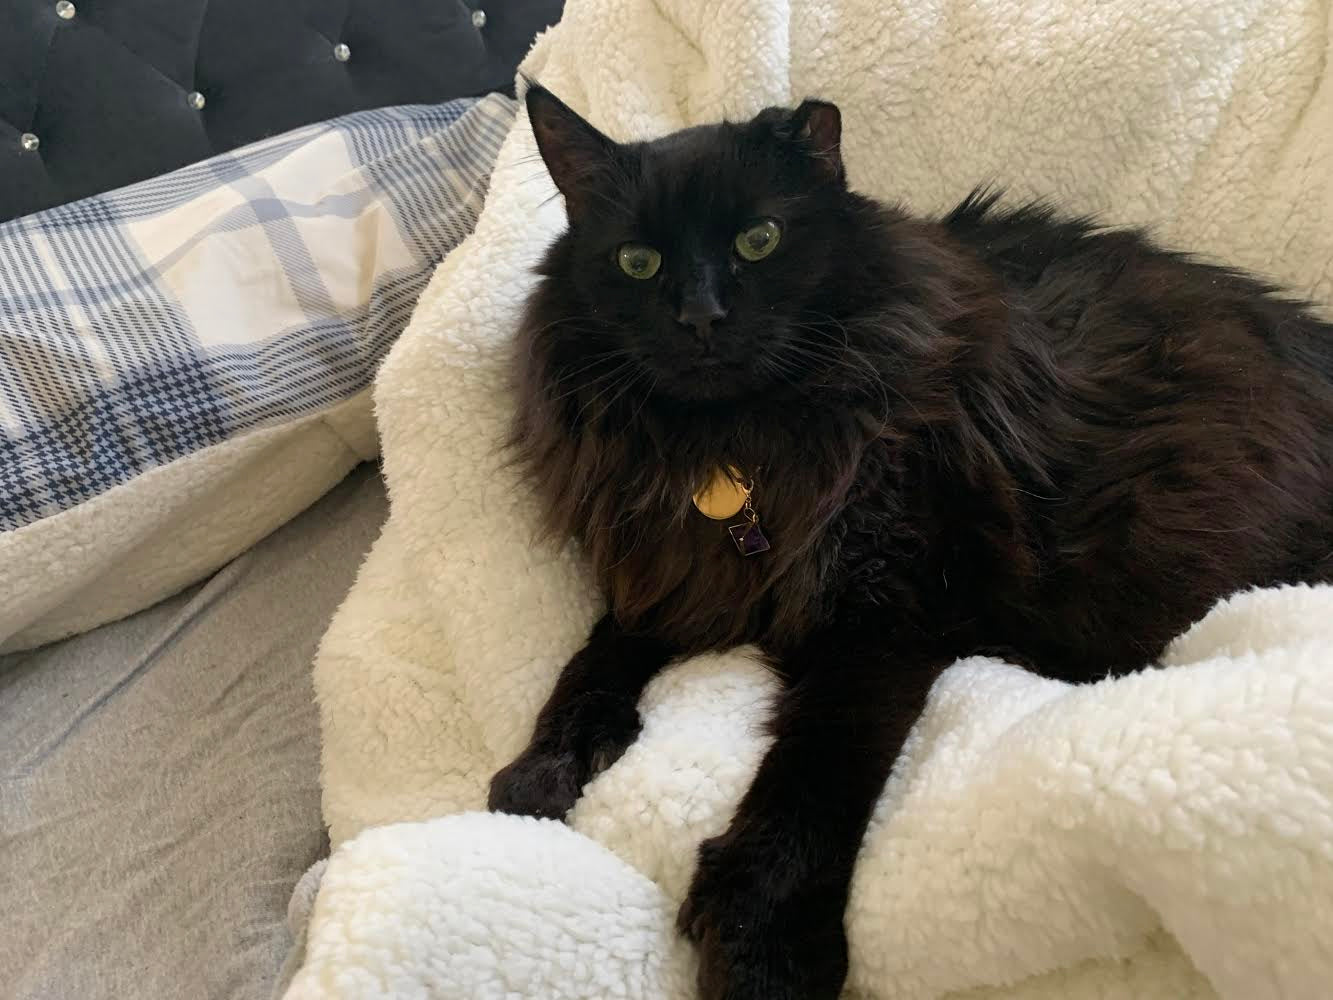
[{"x1": 525, "y1": 83, "x2": 618, "y2": 222}]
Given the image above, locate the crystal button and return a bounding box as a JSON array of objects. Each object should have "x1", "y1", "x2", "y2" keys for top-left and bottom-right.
[
  {"x1": 471, "y1": 9, "x2": 486, "y2": 28},
  {"x1": 56, "y1": 1, "x2": 75, "y2": 19},
  {"x1": 333, "y1": 43, "x2": 351, "y2": 62},
  {"x1": 186, "y1": 90, "x2": 206, "y2": 110},
  {"x1": 20, "y1": 133, "x2": 40, "y2": 152}
]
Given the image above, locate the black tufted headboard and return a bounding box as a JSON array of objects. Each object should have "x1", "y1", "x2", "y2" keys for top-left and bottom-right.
[{"x1": 0, "y1": 0, "x2": 562, "y2": 223}]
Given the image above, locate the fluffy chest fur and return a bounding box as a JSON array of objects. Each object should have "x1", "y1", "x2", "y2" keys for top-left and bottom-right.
[{"x1": 514, "y1": 392, "x2": 871, "y2": 653}]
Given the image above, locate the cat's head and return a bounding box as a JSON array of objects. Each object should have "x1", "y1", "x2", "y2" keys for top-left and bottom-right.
[{"x1": 525, "y1": 84, "x2": 853, "y2": 403}]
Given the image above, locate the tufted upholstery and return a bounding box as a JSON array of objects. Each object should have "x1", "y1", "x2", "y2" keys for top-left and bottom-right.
[{"x1": 0, "y1": 0, "x2": 562, "y2": 222}]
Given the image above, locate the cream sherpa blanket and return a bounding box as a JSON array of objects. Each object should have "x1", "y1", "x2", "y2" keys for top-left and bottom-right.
[{"x1": 291, "y1": 1, "x2": 1333, "y2": 997}]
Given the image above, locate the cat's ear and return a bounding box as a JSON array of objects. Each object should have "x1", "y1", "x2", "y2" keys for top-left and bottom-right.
[
  {"x1": 525, "y1": 83, "x2": 619, "y2": 221},
  {"x1": 786, "y1": 99, "x2": 845, "y2": 184}
]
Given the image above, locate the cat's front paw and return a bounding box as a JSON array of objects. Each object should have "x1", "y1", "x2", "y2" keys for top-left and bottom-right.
[
  {"x1": 678, "y1": 833, "x2": 849, "y2": 1000},
  {"x1": 487, "y1": 746, "x2": 584, "y2": 820},
  {"x1": 488, "y1": 697, "x2": 643, "y2": 820}
]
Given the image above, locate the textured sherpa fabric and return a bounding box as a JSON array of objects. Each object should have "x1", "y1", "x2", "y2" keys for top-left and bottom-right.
[
  {"x1": 300, "y1": 1, "x2": 1333, "y2": 997},
  {"x1": 296, "y1": 587, "x2": 1333, "y2": 999}
]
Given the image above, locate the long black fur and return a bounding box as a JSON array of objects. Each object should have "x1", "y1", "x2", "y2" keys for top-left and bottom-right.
[{"x1": 487, "y1": 85, "x2": 1333, "y2": 999}]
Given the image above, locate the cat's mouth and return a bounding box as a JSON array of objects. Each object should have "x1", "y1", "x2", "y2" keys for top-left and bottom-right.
[{"x1": 651, "y1": 356, "x2": 760, "y2": 402}]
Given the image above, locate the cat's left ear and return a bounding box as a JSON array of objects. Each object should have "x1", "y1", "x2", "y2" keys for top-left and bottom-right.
[{"x1": 787, "y1": 99, "x2": 844, "y2": 183}]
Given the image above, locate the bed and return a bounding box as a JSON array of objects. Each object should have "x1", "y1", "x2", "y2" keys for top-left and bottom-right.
[{"x1": 6, "y1": 2, "x2": 1331, "y2": 999}]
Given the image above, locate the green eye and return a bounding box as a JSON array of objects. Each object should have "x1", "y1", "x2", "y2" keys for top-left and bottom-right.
[
  {"x1": 617, "y1": 243, "x2": 662, "y2": 279},
  {"x1": 734, "y1": 219, "x2": 782, "y2": 261}
]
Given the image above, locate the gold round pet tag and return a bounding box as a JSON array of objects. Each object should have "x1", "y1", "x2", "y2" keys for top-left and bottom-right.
[{"x1": 692, "y1": 466, "x2": 749, "y2": 520}]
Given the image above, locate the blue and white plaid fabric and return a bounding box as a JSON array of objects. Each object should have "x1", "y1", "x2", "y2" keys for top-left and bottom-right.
[{"x1": 0, "y1": 93, "x2": 515, "y2": 532}]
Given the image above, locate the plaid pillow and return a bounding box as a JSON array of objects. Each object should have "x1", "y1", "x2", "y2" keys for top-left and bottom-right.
[{"x1": 0, "y1": 94, "x2": 514, "y2": 532}]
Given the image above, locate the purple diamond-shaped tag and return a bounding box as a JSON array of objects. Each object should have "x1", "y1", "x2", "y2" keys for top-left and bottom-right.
[{"x1": 728, "y1": 521, "x2": 771, "y2": 556}]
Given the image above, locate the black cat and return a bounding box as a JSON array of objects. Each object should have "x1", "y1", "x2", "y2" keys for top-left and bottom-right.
[{"x1": 487, "y1": 84, "x2": 1333, "y2": 999}]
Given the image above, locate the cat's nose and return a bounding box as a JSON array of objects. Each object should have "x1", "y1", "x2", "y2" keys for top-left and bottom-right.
[{"x1": 677, "y1": 296, "x2": 728, "y2": 339}]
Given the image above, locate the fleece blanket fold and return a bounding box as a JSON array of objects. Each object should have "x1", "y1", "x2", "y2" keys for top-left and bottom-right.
[{"x1": 297, "y1": 1, "x2": 1333, "y2": 997}]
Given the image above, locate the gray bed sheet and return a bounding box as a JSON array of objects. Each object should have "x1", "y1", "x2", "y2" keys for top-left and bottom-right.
[{"x1": 0, "y1": 464, "x2": 388, "y2": 1000}]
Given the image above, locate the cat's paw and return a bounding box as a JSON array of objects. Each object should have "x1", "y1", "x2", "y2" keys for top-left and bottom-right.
[
  {"x1": 488, "y1": 699, "x2": 643, "y2": 820},
  {"x1": 678, "y1": 833, "x2": 848, "y2": 1000},
  {"x1": 486, "y1": 746, "x2": 584, "y2": 820}
]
